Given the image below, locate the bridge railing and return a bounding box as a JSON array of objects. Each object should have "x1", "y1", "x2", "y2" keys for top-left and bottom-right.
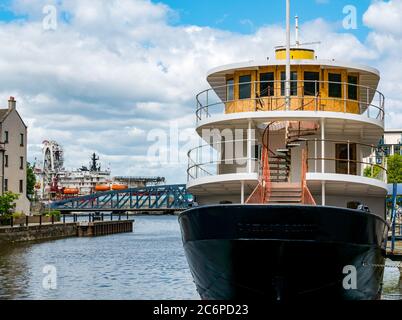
[{"x1": 49, "y1": 184, "x2": 193, "y2": 211}]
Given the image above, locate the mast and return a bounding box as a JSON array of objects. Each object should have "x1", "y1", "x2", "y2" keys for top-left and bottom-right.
[
  {"x1": 295, "y1": 15, "x2": 299, "y2": 48},
  {"x1": 285, "y1": 0, "x2": 291, "y2": 110}
]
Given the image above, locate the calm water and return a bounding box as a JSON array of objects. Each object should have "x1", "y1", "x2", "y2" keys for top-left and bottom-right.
[
  {"x1": 0, "y1": 215, "x2": 198, "y2": 300},
  {"x1": 0, "y1": 215, "x2": 401, "y2": 300}
]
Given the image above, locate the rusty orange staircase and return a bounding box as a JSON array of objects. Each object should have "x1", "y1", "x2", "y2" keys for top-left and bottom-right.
[{"x1": 246, "y1": 121, "x2": 316, "y2": 205}]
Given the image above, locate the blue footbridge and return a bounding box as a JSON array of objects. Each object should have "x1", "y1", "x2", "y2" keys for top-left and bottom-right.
[{"x1": 49, "y1": 184, "x2": 194, "y2": 214}]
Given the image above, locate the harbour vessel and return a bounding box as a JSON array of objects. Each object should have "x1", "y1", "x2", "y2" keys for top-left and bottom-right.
[
  {"x1": 179, "y1": 5, "x2": 388, "y2": 300},
  {"x1": 36, "y1": 141, "x2": 166, "y2": 199}
]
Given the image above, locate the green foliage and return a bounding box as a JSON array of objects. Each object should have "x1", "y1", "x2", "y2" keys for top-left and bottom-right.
[
  {"x1": 387, "y1": 154, "x2": 402, "y2": 183},
  {"x1": 363, "y1": 165, "x2": 382, "y2": 179},
  {"x1": 12, "y1": 212, "x2": 23, "y2": 219},
  {"x1": 0, "y1": 192, "x2": 19, "y2": 225},
  {"x1": 0, "y1": 214, "x2": 12, "y2": 225},
  {"x1": 0, "y1": 192, "x2": 19, "y2": 216},
  {"x1": 26, "y1": 162, "x2": 36, "y2": 200},
  {"x1": 45, "y1": 210, "x2": 61, "y2": 219}
]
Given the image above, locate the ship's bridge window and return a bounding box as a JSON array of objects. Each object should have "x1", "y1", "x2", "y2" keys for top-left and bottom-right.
[
  {"x1": 281, "y1": 71, "x2": 298, "y2": 96},
  {"x1": 239, "y1": 75, "x2": 251, "y2": 100},
  {"x1": 348, "y1": 75, "x2": 358, "y2": 100},
  {"x1": 259, "y1": 72, "x2": 274, "y2": 97},
  {"x1": 304, "y1": 72, "x2": 320, "y2": 96},
  {"x1": 226, "y1": 79, "x2": 234, "y2": 101},
  {"x1": 328, "y1": 73, "x2": 342, "y2": 98}
]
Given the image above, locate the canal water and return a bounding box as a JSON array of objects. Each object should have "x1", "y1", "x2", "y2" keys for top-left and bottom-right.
[
  {"x1": 0, "y1": 215, "x2": 198, "y2": 300},
  {"x1": 0, "y1": 215, "x2": 401, "y2": 300}
]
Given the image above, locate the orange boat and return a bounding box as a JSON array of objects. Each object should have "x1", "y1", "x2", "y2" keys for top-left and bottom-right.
[
  {"x1": 63, "y1": 188, "x2": 79, "y2": 195},
  {"x1": 111, "y1": 184, "x2": 128, "y2": 191},
  {"x1": 95, "y1": 184, "x2": 110, "y2": 192}
]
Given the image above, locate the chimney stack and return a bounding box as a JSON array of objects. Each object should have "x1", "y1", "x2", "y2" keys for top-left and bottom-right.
[{"x1": 8, "y1": 96, "x2": 16, "y2": 110}]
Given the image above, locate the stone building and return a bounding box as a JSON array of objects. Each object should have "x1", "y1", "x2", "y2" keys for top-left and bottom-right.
[{"x1": 0, "y1": 97, "x2": 30, "y2": 214}]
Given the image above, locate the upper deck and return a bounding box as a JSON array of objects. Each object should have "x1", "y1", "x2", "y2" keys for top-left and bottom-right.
[{"x1": 195, "y1": 50, "x2": 384, "y2": 133}]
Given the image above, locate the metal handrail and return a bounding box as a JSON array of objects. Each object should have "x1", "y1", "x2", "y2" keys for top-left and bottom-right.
[
  {"x1": 307, "y1": 157, "x2": 387, "y2": 173},
  {"x1": 307, "y1": 157, "x2": 387, "y2": 184},
  {"x1": 187, "y1": 157, "x2": 261, "y2": 180},
  {"x1": 302, "y1": 149, "x2": 316, "y2": 205},
  {"x1": 187, "y1": 138, "x2": 258, "y2": 157},
  {"x1": 305, "y1": 138, "x2": 384, "y2": 152},
  {"x1": 304, "y1": 137, "x2": 387, "y2": 182},
  {"x1": 195, "y1": 80, "x2": 385, "y2": 122}
]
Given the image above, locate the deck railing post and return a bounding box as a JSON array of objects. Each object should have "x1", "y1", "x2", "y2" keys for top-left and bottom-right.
[
  {"x1": 206, "y1": 90, "x2": 209, "y2": 117},
  {"x1": 26, "y1": 215, "x2": 29, "y2": 227},
  {"x1": 347, "y1": 140, "x2": 350, "y2": 175},
  {"x1": 314, "y1": 81, "x2": 318, "y2": 111},
  {"x1": 344, "y1": 82, "x2": 347, "y2": 113},
  {"x1": 314, "y1": 139, "x2": 318, "y2": 172},
  {"x1": 39, "y1": 214, "x2": 42, "y2": 226},
  {"x1": 63, "y1": 214, "x2": 66, "y2": 224},
  {"x1": 247, "y1": 120, "x2": 252, "y2": 174}
]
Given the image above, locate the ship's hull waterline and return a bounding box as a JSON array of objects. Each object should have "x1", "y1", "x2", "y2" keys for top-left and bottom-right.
[{"x1": 179, "y1": 205, "x2": 388, "y2": 300}]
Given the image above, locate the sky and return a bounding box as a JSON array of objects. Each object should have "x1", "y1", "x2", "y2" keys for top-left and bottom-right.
[{"x1": 0, "y1": 0, "x2": 401, "y2": 184}]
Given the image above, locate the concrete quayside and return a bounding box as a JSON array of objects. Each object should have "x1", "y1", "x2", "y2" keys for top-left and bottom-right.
[{"x1": 0, "y1": 215, "x2": 134, "y2": 242}]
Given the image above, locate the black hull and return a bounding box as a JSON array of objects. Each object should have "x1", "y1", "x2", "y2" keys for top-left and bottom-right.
[{"x1": 178, "y1": 205, "x2": 388, "y2": 300}]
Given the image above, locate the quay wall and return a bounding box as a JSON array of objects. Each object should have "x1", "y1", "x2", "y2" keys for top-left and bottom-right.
[
  {"x1": 0, "y1": 220, "x2": 135, "y2": 243},
  {"x1": 0, "y1": 223, "x2": 77, "y2": 243}
]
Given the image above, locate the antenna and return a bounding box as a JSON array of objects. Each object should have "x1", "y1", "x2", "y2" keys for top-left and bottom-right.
[
  {"x1": 275, "y1": 14, "x2": 321, "y2": 50},
  {"x1": 295, "y1": 15, "x2": 299, "y2": 48}
]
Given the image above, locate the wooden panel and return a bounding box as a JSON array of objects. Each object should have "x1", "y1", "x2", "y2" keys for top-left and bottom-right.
[{"x1": 223, "y1": 66, "x2": 361, "y2": 115}]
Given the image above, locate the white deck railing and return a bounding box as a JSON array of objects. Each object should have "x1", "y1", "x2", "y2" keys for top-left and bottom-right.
[{"x1": 195, "y1": 80, "x2": 385, "y2": 123}]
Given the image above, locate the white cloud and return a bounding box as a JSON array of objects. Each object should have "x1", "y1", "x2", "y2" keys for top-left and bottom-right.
[
  {"x1": 1, "y1": 0, "x2": 402, "y2": 183},
  {"x1": 363, "y1": 0, "x2": 402, "y2": 36}
]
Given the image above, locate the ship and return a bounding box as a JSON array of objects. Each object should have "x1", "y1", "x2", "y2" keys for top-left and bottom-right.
[
  {"x1": 179, "y1": 7, "x2": 388, "y2": 300},
  {"x1": 37, "y1": 140, "x2": 166, "y2": 199}
]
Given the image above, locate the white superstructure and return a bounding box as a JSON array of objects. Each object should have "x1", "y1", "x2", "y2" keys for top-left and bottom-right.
[{"x1": 187, "y1": 44, "x2": 387, "y2": 217}]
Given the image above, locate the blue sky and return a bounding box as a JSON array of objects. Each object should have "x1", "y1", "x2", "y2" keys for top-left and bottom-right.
[
  {"x1": 163, "y1": 0, "x2": 372, "y2": 38},
  {"x1": 0, "y1": 0, "x2": 25, "y2": 21},
  {"x1": 0, "y1": 0, "x2": 373, "y2": 39}
]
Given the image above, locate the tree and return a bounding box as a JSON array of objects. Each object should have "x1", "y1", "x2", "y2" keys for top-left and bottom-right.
[
  {"x1": 0, "y1": 192, "x2": 20, "y2": 216},
  {"x1": 26, "y1": 162, "x2": 36, "y2": 200},
  {"x1": 363, "y1": 164, "x2": 382, "y2": 179},
  {"x1": 387, "y1": 154, "x2": 402, "y2": 183}
]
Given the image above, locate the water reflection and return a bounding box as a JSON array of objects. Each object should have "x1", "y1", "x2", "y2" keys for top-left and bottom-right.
[
  {"x1": 0, "y1": 243, "x2": 35, "y2": 299},
  {"x1": 0, "y1": 215, "x2": 400, "y2": 300},
  {"x1": 0, "y1": 216, "x2": 198, "y2": 300}
]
